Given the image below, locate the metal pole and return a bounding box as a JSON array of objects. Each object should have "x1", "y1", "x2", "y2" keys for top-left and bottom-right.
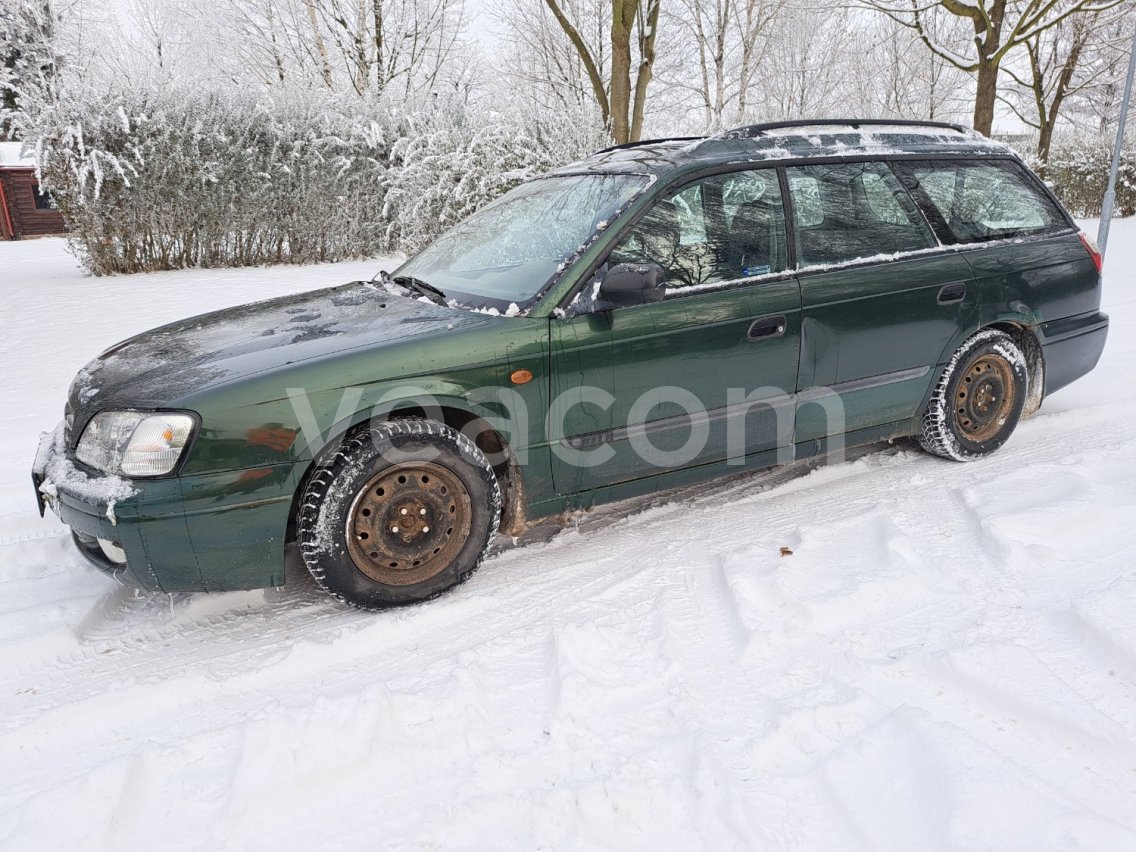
[{"x1": 1098, "y1": 27, "x2": 1136, "y2": 257}]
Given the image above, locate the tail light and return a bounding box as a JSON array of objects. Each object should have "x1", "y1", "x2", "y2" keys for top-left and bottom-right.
[{"x1": 1079, "y1": 232, "x2": 1103, "y2": 274}]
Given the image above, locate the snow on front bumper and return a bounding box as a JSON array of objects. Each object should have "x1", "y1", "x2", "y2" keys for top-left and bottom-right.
[
  {"x1": 31, "y1": 421, "x2": 160, "y2": 587},
  {"x1": 32, "y1": 421, "x2": 136, "y2": 523},
  {"x1": 33, "y1": 420, "x2": 297, "y2": 593}
]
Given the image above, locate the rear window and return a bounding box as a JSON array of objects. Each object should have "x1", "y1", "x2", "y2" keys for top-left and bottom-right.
[{"x1": 899, "y1": 160, "x2": 1067, "y2": 243}]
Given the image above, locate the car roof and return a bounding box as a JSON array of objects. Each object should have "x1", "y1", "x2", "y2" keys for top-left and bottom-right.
[{"x1": 551, "y1": 120, "x2": 1016, "y2": 180}]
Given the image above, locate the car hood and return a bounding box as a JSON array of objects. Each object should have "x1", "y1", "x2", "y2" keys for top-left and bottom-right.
[{"x1": 66, "y1": 281, "x2": 488, "y2": 433}]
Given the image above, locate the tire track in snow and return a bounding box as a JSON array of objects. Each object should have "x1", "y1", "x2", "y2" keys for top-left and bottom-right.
[{"x1": 4, "y1": 371, "x2": 1136, "y2": 847}]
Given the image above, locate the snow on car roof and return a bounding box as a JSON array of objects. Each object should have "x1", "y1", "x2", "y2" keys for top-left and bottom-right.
[
  {"x1": 687, "y1": 123, "x2": 1010, "y2": 160},
  {"x1": 564, "y1": 121, "x2": 1011, "y2": 177}
]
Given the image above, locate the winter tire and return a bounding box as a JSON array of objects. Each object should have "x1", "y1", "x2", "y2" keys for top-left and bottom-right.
[
  {"x1": 918, "y1": 329, "x2": 1028, "y2": 462},
  {"x1": 298, "y1": 419, "x2": 501, "y2": 609}
]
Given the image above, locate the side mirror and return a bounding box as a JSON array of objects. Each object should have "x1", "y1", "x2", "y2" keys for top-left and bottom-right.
[{"x1": 597, "y1": 262, "x2": 666, "y2": 308}]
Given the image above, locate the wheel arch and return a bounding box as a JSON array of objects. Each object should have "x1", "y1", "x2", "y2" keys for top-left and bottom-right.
[
  {"x1": 917, "y1": 325, "x2": 1031, "y2": 461},
  {"x1": 284, "y1": 401, "x2": 526, "y2": 546},
  {"x1": 984, "y1": 320, "x2": 1045, "y2": 418},
  {"x1": 915, "y1": 318, "x2": 1046, "y2": 436}
]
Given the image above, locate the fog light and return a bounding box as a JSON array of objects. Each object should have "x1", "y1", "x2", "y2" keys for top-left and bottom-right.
[{"x1": 97, "y1": 538, "x2": 127, "y2": 565}]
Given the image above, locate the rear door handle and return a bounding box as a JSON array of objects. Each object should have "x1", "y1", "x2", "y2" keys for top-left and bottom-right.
[
  {"x1": 747, "y1": 315, "x2": 787, "y2": 341},
  {"x1": 938, "y1": 282, "x2": 967, "y2": 304}
]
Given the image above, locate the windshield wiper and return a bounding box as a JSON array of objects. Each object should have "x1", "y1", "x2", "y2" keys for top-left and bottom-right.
[{"x1": 391, "y1": 274, "x2": 447, "y2": 305}]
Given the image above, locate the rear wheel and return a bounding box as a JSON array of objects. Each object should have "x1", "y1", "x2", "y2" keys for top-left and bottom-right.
[
  {"x1": 298, "y1": 420, "x2": 500, "y2": 609},
  {"x1": 918, "y1": 329, "x2": 1028, "y2": 461}
]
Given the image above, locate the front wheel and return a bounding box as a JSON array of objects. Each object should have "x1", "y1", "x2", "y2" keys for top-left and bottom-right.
[
  {"x1": 298, "y1": 420, "x2": 501, "y2": 609},
  {"x1": 918, "y1": 329, "x2": 1028, "y2": 462}
]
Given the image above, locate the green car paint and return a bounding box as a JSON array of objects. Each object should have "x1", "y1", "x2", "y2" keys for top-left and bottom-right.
[{"x1": 33, "y1": 121, "x2": 1109, "y2": 593}]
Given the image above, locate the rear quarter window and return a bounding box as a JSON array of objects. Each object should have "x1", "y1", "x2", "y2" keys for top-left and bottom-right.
[{"x1": 899, "y1": 159, "x2": 1068, "y2": 244}]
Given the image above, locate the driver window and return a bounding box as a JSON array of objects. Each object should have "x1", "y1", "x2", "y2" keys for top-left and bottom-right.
[{"x1": 609, "y1": 169, "x2": 787, "y2": 290}]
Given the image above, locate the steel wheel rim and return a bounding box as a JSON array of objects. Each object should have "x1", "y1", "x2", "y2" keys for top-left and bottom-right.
[
  {"x1": 955, "y1": 353, "x2": 1015, "y2": 443},
  {"x1": 345, "y1": 461, "x2": 473, "y2": 586}
]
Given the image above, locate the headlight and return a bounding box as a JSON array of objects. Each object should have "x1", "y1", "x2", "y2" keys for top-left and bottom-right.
[{"x1": 76, "y1": 411, "x2": 196, "y2": 477}]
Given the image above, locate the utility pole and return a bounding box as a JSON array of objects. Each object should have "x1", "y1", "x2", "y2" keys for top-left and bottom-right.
[{"x1": 1098, "y1": 27, "x2": 1136, "y2": 257}]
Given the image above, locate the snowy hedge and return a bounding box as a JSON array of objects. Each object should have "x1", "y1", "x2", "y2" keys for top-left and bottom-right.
[
  {"x1": 381, "y1": 108, "x2": 604, "y2": 255},
  {"x1": 1026, "y1": 139, "x2": 1136, "y2": 219},
  {"x1": 27, "y1": 87, "x2": 604, "y2": 275}
]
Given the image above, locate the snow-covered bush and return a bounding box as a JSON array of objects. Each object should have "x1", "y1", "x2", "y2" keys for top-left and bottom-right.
[
  {"x1": 25, "y1": 83, "x2": 605, "y2": 274},
  {"x1": 1025, "y1": 137, "x2": 1136, "y2": 218},
  {"x1": 382, "y1": 103, "x2": 608, "y2": 254},
  {"x1": 29, "y1": 86, "x2": 390, "y2": 273}
]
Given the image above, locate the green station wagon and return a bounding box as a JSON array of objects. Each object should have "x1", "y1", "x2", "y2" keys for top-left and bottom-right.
[{"x1": 34, "y1": 119, "x2": 1108, "y2": 608}]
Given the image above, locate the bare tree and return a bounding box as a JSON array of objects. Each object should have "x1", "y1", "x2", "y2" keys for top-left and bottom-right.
[
  {"x1": 495, "y1": 0, "x2": 609, "y2": 115},
  {"x1": 542, "y1": 0, "x2": 661, "y2": 143},
  {"x1": 1000, "y1": 15, "x2": 1086, "y2": 165},
  {"x1": 208, "y1": 0, "x2": 300, "y2": 86},
  {"x1": 756, "y1": 0, "x2": 860, "y2": 120},
  {"x1": 660, "y1": 0, "x2": 781, "y2": 130},
  {"x1": 1052, "y1": 3, "x2": 1135, "y2": 135},
  {"x1": 862, "y1": 0, "x2": 1127, "y2": 135},
  {"x1": 218, "y1": 0, "x2": 466, "y2": 98},
  {"x1": 850, "y1": 11, "x2": 971, "y2": 120},
  {"x1": 303, "y1": 0, "x2": 334, "y2": 86},
  {"x1": 995, "y1": 2, "x2": 1132, "y2": 168}
]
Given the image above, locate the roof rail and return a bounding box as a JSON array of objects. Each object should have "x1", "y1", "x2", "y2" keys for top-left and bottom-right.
[
  {"x1": 710, "y1": 119, "x2": 971, "y2": 140},
  {"x1": 593, "y1": 136, "x2": 704, "y2": 155}
]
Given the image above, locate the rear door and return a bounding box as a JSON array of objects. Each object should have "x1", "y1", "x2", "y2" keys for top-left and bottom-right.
[
  {"x1": 786, "y1": 160, "x2": 978, "y2": 444},
  {"x1": 549, "y1": 167, "x2": 802, "y2": 495},
  {"x1": 895, "y1": 157, "x2": 1102, "y2": 398},
  {"x1": 893, "y1": 157, "x2": 1094, "y2": 323}
]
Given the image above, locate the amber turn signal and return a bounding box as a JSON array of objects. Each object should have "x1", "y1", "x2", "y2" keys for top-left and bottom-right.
[{"x1": 510, "y1": 369, "x2": 533, "y2": 385}]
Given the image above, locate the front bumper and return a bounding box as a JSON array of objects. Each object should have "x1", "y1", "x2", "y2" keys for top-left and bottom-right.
[
  {"x1": 33, "y1": 423, "x2": 299, "y2": 592},
  {"x1": 70, "y1": 529, "x2": 132, "y2": 579}
]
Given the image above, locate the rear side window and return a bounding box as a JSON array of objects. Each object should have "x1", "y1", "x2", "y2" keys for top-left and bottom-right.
[
  {"x1": 785, "y1": 161, "x2": 936, "y2": 269},
  {"x1": 899, "y1": 159, "x2": 1067, "y2": 243}
]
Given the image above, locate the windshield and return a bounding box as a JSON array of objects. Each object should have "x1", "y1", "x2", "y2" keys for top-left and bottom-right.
[{"x1": 395, "y1": 173, "x2": 650, "y2": 311}]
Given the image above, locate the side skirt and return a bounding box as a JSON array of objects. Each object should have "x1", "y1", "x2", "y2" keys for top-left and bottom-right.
[{"x1": 524, "y1": 419, "x2": 915, "y2": 521}]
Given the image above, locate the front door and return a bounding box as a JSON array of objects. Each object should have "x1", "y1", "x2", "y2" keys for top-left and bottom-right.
[{"x1": 549, "y1": 167, "x2": 803, "y2": 495}]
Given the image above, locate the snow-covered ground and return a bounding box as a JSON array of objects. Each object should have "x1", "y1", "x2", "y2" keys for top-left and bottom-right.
[{"x1": 1, "y1": 227, "x2": 1135, "y2": 851}]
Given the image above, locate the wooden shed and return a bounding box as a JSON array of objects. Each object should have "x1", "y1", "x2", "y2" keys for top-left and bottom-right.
[{"x1": 0, "y1": 142, "x2": 66, "y2": 240}]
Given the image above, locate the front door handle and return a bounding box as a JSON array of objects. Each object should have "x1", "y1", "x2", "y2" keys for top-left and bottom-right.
[
  {"x1": 748, "y1": 315, "x2": 787, "y2": 341},
  {"x1": 938, "y1": 282, "x2": 967, "y2": 304}
]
